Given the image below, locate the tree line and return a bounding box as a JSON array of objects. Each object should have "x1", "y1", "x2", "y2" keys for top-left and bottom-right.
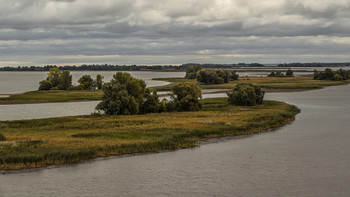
[
  {"x1": 185, "y1": 65, "x2": 239, "y2": 84},
  {"x1": 313, "y1": 68, "x2": 350, "y2": 81},
  {"x1": 39, "y1": 68, "x2": 104, "y2": 90},
  {"x1": 267, "y1": 69, "x2": 294, "y2": 77},
  {"x1": 278, "y1": 62, "x2": 350, "y2": 67},
  {"x1": 0, "y1": 63, "x2": 265, "y2": 72}
]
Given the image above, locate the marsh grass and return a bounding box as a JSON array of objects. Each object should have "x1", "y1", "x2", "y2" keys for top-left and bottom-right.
[{"x1": 0, "y1": 98, "x2": 299, "y2": 170}]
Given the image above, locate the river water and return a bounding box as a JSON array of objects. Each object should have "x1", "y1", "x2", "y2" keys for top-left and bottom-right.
[
  {"x1": 1, "y1": 84, "x2": 350, "y2": 196},
  {"x1": 0, "y1": 71, "x2": 185, "y2": 94}
]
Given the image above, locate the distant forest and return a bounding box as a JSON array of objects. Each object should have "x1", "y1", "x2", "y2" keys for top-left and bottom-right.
[
  {"x1": 0, "y1": 63, "x2": 264, "y2": 71},
  {"x1": 278, "y1": 62, "x2": 350, "y2": 67},
  {"x1": 0, "y1": 62, "x2": 349, "y2": 71}
]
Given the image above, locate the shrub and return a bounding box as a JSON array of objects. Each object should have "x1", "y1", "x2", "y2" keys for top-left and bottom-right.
[
  {"x1": 313, "y1": 68, "x2": 350, "y2": 81},
  {"x1": 285, "y1": 69, "x2": 294, "y2": 77},
  {"x1": 95, "y1": 72, "x2": 162, "y2": 115},
  {"x1": 196, "y1": 69, "x2": 225, "y2": 84},
  {"x1": 227, "y1": 83, "x2": 265, "y2": 106},
  {"x1": 334, "y1": 74, "x2": 343, "y2": 81},
  {"x1": 39, "y1": 80, "x2": 52, "y2": 90},
  {"x1": 185, "y1": 65, "x2": 202, "y2": 79},
  {"x1": 78, "y1": 75, "x2": 94, "y2": 90},
  {"x1": 171, "y1": 83, "x2": 202, "y2": 111}
]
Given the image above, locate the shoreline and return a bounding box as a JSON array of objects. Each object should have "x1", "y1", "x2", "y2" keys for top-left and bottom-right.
[
  {"x1": 0, "y1": 87, "x2": 317, "y2": 105},
  {"x1": 0, "y1": 110, "x2": 298, "y2": 173},
  {"x1": 0, "y1": 124, "x2": 292, "y2": 174}
]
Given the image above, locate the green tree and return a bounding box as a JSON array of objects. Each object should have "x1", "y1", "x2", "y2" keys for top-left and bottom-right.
[
  {"x1": 334, "y1": 74, "x2": 342, "y2": 81},
  {"x1": 268, "y1": 72, "x2": 276, "y2": 77},
  {"x1": 46, "y1": 67, "x2": 60, "y2": 87},
  {"x1": 95, "y1": 83, "x2": 139, "y2": 115},
  {"x1": 171, "y1": 83, "x2": 202, "y2": 111},
  {"x1": 324, "y1": 68, "x2": 334, "y2": 80},
  {"x1": 285, "y1": 69, "x2": 294, "y2": 77},
  {"x1": 95, "y1": 72, "x2": 155, "y2": 115},
  {"x1": 39, "y1": 80, "x2": 52, "y2": 90},
  {"x1": 185, "y1": 65, "x2": 202, "y2": 79},
  {"x1": 196, "y1": 69, "x2": 223, "y2": 84},
  {"x1": 78, "y1": 75, "x2": 94, "y2": 90},
  {"x1": 227, "y1": 83, "x2": 264, "y2": 106},
  {"x1": 95, "y1": 74, "x2": 104, "y2": 89},
  {"x1": 58, "y1": 70, "x2": 72, "y2": 90},
  {"x1": 141, "y1": 90, "x2": 161, "y2": 114},
  {"x1": 228, "y1": 70, "x2": 239, "y2": 81}
]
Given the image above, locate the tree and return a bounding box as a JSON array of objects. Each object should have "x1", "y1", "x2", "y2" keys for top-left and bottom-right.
[
  {"x1": 268, "y1": 72, "x2": 276, "y2": 77},
  {"x1": 46, "y1": 67, "x2": 60, "y2": 87},
  {"x1": 58, "y1": 70, "x2": 72, "y2": 90},
  {"x1": 185, "y1": 65, "x2": 202, "y2": 79},
  {"x1": 78, "y1": 75, "x2": 94, "y2": 90},
  {"x1": 334, "y1": 74, "x2": 342, "y2": 81},
  {"x1": 285, "y1": 69, "x2": 294, "y2": 77},
  {"x1": 324, "y1": 68, "x2": 334, "y2": 80},
  {"x1": 228, "y1": 70, "x2": 239, "y2": 81},
  {"x1": 196, "y1": 69, "x2": 223, "y2": 84},
  {"x1": 39, "y1": 80, "x2": 52, "y2": 90},
  {"x1": 95, "y1": 72, "x2": 160, "y2": 115},
  {"x1": 140, "y1": 90, "x2": 161, "y2": 114},
  {"x1": 95, "y1": 74, "x2": 104, "y2": 89},
  {"x1": 227, "y1": 83, "x2": 265, "y2": 106},
  {"x1": 95, "y1": 83, "x2": 139, "y2": 115},
  {"x1": 171, "y1": 83, "x2": 202, "y2": 111}
]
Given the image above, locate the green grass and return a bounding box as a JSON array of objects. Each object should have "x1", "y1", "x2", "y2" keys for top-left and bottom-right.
[
  {"x1": 0, "y1": 98, "x2": 299, "y2": 170},
  {"x1": 0, "y1": 90, "x2": 103, "y2": 104}
]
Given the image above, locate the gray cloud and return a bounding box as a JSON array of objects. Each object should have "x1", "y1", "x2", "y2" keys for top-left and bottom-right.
[{"x1": 0, "y1": 0, "x2": 350, "y2": 66}]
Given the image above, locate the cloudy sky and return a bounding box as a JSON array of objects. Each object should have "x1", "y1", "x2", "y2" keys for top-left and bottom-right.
[{"x1": 1, "y1": 0, "x2": 350, "y2": 66}]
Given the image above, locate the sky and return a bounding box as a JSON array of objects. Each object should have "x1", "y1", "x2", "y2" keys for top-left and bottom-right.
[{"x1": 1, "y1": 0, "x2": 350, "y2": 67}]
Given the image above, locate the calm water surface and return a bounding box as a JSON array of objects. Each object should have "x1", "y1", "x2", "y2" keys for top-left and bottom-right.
[
  {"x1": 0, "y1": 71, "x2": 185, "y2": 94},
  {"x1": 1, "y1": 85, "x2": 350, "y2": 196}
]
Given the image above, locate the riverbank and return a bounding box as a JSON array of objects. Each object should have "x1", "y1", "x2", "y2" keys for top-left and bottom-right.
[
  {"x1": 0, "y1": 98, "x2": 299, "y2": 170},
  {"x1": 1, "y1": 76, "x2": 349, "y2": 105}
]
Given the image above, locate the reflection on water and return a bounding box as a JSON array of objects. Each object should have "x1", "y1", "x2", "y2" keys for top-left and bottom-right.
[{"x1": 1, "y1": 85, "x2": 350, "y2": 196}]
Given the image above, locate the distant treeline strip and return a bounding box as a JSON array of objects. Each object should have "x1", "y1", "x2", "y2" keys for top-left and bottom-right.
[
  {"x1": 278, "y1": 62, "x2": 350, "y2": 67},
  {"x1": 0, "y1": 63, "x2": 264, "y2": 71}
]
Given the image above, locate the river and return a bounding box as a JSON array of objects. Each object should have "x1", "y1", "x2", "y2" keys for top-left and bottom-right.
[{"x1": 1, "y1": 84, "x2": 350, "y2": 196}]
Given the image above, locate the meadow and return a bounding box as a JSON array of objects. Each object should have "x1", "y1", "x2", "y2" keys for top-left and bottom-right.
[{"x1": 0, "y1": 98, "x2": 299, "y2": 170}]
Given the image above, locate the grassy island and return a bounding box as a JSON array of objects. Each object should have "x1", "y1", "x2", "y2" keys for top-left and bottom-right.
[
  {"x1": 0, "y1": 98, "x2": 299, "y2": 170},
  {"x1": 152, "y1": 76, "x2": 350, "y2": 91},
  {"x1": 0, "y1": 76, "x2": 349, "y2": 104}
]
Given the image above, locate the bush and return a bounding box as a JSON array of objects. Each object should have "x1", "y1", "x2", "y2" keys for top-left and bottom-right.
[
  {"x1": 227, "y1": 83, "x2": 264, "y2": 106},
  {"x1": 95, "y1": 72, "x2": 163, "y2": 115},
  {"x1": 185, "y1": 65, "x2": 202, "y2": 79},
  {"x1": 334, "y1": 74, "x2": 342, "y2": 81},
  {"x1": 313, "y1": 68, "x2": 350, "y2": 81},
  {"x1": 0, "y1": 133, "x2": 6, "y2": 141},
  {"x1": 285, "y1": 69, "x2": 294, "y2": 77},
  {"x1": 196, "y1": 69, "x2": 224, "y2": 84},
  {"x1": 171, "y1": 83, "x2": 202, "y2": 111},
  {"x1": 78, "y1": 75, "x2": 94, "y2": 90},
  {"x1": 39, "y1": 80, "x2": 52, "y2": 90}
]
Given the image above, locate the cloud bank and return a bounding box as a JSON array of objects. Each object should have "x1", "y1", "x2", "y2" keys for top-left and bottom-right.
[{"x1": 1, "y1": 0, "x2": 350, "y2": 66}]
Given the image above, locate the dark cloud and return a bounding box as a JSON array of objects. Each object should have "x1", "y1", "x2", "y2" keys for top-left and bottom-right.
[{"x1": 0, "y1": 0, "x2": 350, "y2": 66}]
